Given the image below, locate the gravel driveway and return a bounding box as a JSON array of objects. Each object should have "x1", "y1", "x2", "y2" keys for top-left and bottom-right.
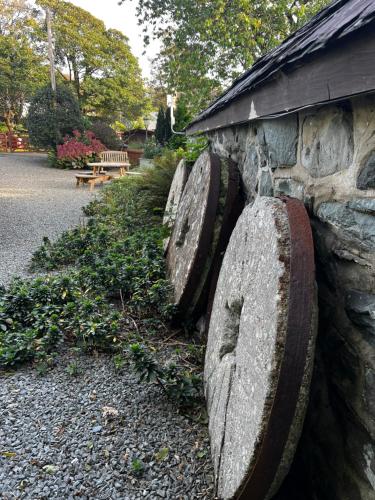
[{"x1": 0, "y1": 153, "x2": 92, "y2": 285}]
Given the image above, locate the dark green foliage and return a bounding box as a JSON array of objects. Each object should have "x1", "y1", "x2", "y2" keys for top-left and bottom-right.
[
  {"x1": 168, "y1": 99, "x2": 191, "y2": 150},
  {"x1": 143, "y1": 138, "x2": 163, "y2": 159},
  {"x1": 184, "y1": 136, "x2": 209, "y2": 163},
  {"x1": 0, "y1": 273, "x2": 120, "y2": 367},
  {"x1": 165, "y1": 106, "x2": 172, "y2": 144},
  {"x1": 130, "y1": 343, "x2": 162, "y2": 383},
  {"x1": 90, "y1": 121, "x2": 123, "y2": 150},
  {"x1": 129, "y1": 343, "x2": 201, "y2": 407},
  {"x1": 27, "y1": 84, "x2": 83, "y2": 149},
  {"x1": 155, "y1": 106, "x2": 166, "y2": 146},
  {"x1": 134, "y1": 150, "x2": 182, "y2": 213},
  {"x1": 155, "y1": 106, "x2": 172, "y2": 146},
  {"x1": 30, "y1": 182, "x2": 176, "y2": 320}
]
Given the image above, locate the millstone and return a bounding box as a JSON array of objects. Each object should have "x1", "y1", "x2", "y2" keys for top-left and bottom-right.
[
  {"x1": 194, "y1": 157, "x2": 244, "y2": 322},
  {"x1": 163, "y1": 159, "x2": 190, "y2": 229},
  {"x1": 166, "y1": 150, "x2": 221, "y2": 314},
  {"x1": 204, "y1": 196, "x2": 317, "y2": 500}
]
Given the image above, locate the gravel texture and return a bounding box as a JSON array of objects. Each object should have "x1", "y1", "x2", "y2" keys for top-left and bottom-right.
[
  {"x1": 0, "y1": 353, "x2": 214, "y2": 499},
  {"x1": 0, "y1": 153, "x2": 93, "y2": 285}
]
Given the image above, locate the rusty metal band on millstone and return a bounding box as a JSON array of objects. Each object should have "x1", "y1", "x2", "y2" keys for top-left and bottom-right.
[
  {"x1": 204, "y1": 196, "x2": 317, "y2": 500},
  {"x1": 166, "y1": 150, "x2": 221, "y2": 315},
  {"x1": 194, "y1": 157, "x2": 244, "y2": 322}
]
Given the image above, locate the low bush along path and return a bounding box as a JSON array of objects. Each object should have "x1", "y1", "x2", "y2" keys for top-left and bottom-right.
[{"x1": 0, "y1": 152, "x2": 214, "y2": 499}]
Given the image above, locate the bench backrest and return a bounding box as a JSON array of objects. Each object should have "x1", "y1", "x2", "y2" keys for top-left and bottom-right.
[{"x1": 100, "y1": 150, "x2": 129, "y2": 163}]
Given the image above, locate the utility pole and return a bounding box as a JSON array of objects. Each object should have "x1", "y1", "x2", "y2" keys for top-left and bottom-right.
[{"x1": 46, "y1": 7, "x2": 56, "y2": 92}]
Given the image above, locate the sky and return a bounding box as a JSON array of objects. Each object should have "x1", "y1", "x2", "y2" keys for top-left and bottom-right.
[{"x1": 67, "y1": 0, "x2": 159, "y2": 79}]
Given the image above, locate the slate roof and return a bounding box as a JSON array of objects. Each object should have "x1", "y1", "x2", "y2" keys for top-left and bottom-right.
[{"x1": 189, "y1": 0, "x2": 375, "y2": 128}]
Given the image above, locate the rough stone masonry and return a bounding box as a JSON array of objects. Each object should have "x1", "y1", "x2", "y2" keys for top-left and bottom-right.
[{"x1": 206, "y1": 94, "x2": 375, "y2": 500}]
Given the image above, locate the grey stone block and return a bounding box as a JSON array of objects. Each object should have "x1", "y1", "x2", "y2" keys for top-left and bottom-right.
[
  {"x1": 241, "y1": 143, "x2": 259, "y2": 201},
  {"x1": 258, "y1": 169, "x2": 273, "y2": 196},
  {"x1": 301, "y1": 106, "x2": 353, "y2": 177},
  {"x1": 348, "y1": 198, "x2": 375, "y2": 215},
  {"x1": 274, "y1": 178, "x2": 305, "y2": 200},
  {"x1": 261, "y1": 115, "x2": 298, "y2": 169},
  {"x1": 357, "y1": 152, "x2": 375, "y2": 190},
  {"x1": 317, "y1": 201, "x2": 375, "y2": 250},
  {"x1": 345, "y1": 290, "x2": 375, "y2": 337}
]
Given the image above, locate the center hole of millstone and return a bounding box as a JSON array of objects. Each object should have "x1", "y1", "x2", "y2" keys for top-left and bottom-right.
[
  {"x1": 176, "y1": 217, "x2": 190, "y2": 247},
  {"x1": 219, "y1": 297, "x2": 244, "y2": 359}
]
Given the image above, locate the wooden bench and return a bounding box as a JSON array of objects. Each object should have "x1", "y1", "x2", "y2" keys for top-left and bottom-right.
[
  {"x1": 75, "y1": 173, "x2": 113, "y2": 192},
  {"x1": 87, "y1": 150, "x2": 131, "y2": 176}
]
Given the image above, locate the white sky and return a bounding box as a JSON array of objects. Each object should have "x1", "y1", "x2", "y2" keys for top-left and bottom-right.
[{"x1": 64, "y1": 0, "x2": 159, "y2": 79}]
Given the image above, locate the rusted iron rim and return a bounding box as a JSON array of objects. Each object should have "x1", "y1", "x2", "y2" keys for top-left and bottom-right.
[
  {"x1": 237, "y1": 196, "x2": 315, "y2": 500},
  {"x1": 178, "y1": 152, "x2": 221, "y2": 314},
  {"x1": 198, "y1": 157, "x2": 244, "y2": 325}
]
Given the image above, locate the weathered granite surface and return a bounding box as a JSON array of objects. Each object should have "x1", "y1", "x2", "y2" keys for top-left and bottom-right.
[
  {"x1": 166, "y1": 150, "x2": 220, "y2": 314},
  {"x1": 207, "y1": 94, "x2": 375, "y2": 500},
  {"x1": 261, "y1": 115, "x2": 298, "y2": 169},
  {"x1": 163, "y1": 159, "x2": 190, "y2": 228},
  {"x1": 301, "y1": 105, "x2": 354, "y2": 178},
  {"x1": 205, "y1": 197, "x2": 316, "y2": 499},
  {"x1": 358, "y1": 152, "x2": 375, "y2": 190}
]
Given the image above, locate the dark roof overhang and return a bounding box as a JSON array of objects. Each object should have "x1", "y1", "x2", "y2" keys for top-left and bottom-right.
[{"x1": 186, "y1": 0, "x2": 375, "y2": 135}]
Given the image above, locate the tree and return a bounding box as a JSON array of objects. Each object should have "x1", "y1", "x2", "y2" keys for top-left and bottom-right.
[
  {"x1": 90, "y1": 121, "x2": 122, "y2": 150},
  {"x1": 0, "y1": 0, "x2": 47, "y2": 132},
  {"x1": 155, "y1": 106, "x2": 173, "y2": 147},
  {"x1": 0, "y1": 34, "x2": 46, "y2": 133},
  {"x1": 121, "y1": 0, "x2": 331, "y2": 114},
  {"x1": 27, "y1": 84, "x2": 83, "y2": 149},
  {"x1": 168, "y1": 98, "x2": 191, "y2": 150},
  {"x1": 0, "y1": 0, "x2": 38, "y2": 36},
  {"x1": 155, "y1": 106, "x2": 166, "y2": 146},
  {"x1": 36, "y1": 0, "x2": 149, "y2": 122}
]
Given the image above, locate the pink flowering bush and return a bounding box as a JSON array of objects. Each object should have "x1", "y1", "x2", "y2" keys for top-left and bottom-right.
[{"x1": 52, "y1": 130, "x2": 106, "y2": 169}]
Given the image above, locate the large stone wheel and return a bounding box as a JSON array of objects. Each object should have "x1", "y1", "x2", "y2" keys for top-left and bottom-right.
[
  {"x1": 163, "y1": 159, "x2": 190, "y2": 229},
  {"x1": 166, "y1": 150, "x2": 221, "y2": 315},
  {"x1": 205, "y1": 196, "x2": 317, "y2": 500},
  {"x1": 194, "y1": 157, "x2": 245, "y2": 323}
]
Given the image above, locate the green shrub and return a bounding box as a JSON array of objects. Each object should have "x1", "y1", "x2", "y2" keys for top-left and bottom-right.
[
  {"x1": 91, "y1": 121, "x2": 122, "y2": 150},
  {"x1": 129, "y1": 343, "x2": 201, "y2": 407},
  {"x1": 143, "y1": 138, "x2": 163, "y2": 159},
  {"x1": 0, "y1": 273, "x2": 120, "y2": 367},
  {"x1": 184, "y1": 136, "x2": 209, "y2": 163},
  {"x1": 135, "y1": 150, "x2": 182, "y2": 213},
  {"x1": 27, "y1": 85, "x2": 84, "y2": 149}
]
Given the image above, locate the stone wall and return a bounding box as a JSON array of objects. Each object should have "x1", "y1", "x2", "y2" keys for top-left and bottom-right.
[{"x1": 206, "y1": 94, "x2": 375, "y2": 500}]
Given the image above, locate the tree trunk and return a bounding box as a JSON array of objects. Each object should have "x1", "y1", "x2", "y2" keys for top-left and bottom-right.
[
  {"x1": 71, "y1": 56, "x2": 81, "y2": 107},
  {"x1": 4, "y1": 109, "x2": 15, "y2": 134}
]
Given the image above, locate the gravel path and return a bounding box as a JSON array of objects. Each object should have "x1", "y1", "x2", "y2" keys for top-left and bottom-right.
[
  {"x1": 0, "y1": 353, "x2": 214, "y2": 499},
  {"x1": 0, "y1": 153, "x2": 92, "y2": 285}
]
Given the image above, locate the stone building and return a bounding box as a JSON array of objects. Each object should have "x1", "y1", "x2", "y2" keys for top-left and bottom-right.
[{"x1": 186, "y1": 1, "x2": 375, "y2": 498}]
